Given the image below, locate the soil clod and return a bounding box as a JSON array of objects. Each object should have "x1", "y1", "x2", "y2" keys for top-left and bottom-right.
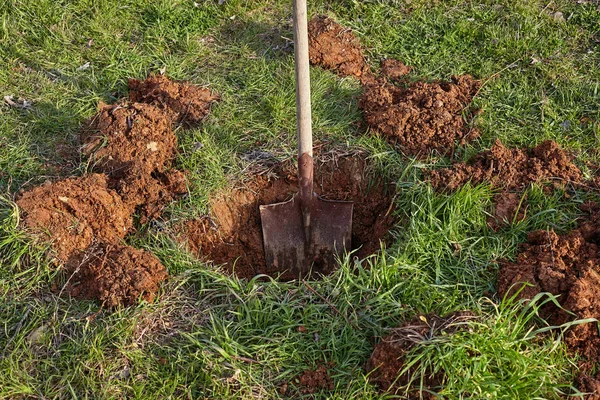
[
  {"x1": 308, "y1": 15, "x2": 372, "y2": 82},
  {"x1": 296, "y1": 363, "x2": 334, "y2": 394},
  {"x1": 178, "y1": 153, "x2": 396, "y2": 279},
  {"x1": 366, "y1": 312, "x2": 475, "y2": 396},
  {"x1": 128, "y1": 74, "x2": 219, "y2": 126},
  {"x1": 360, "y1": 75, "x2": 481, "y2": 157},
  {"x1": 380, "y1": 58, "x2": 412, "y2": 81}
]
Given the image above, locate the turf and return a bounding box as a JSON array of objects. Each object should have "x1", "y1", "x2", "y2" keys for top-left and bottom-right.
[{"x1": 1, "y1": 0, "x2": 599, "y2": 398}]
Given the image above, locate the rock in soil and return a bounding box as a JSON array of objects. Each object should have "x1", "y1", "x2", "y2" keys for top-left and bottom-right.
[
  {"x1": 308, "y1": 15, "x2": 373, "y2": 82},
  {"x1": 128, "y1": 74, "x2": 219, "y2": 126},
  {"x1": 496, "y1": 204, "x2": 600, "y2": 396},
  {"x1": 360, "y1": 75, "x2": 481, "y2": 157},
  {"x1": 177, "y1": 153, "x2": 396, "y2": 280},
  {"x1": 66, "y1": 243, "x2": 168, "y2": 307},
  {"x1": 366, "y1": 312, "x2": 475, "y2": 396},
  {"x1": 429, "y1": 139, "x2": 582, "y2": 192},
  {"x1": 16, "y1": 174, "x2": 132, "y2": 262}
]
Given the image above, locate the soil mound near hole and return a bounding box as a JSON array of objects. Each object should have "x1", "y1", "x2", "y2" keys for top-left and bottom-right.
[
  {"x1": 16, "y1": 174, "x2": 132, "y2": 261},
  {"x1": 308, "y1": 15, "x2": 372, "y2": 81},
  {"x1": 496, "y1": 205, "x2": 600, "y2": 393},
  {"x1": 380, "y1": 58, "x2": 412, "y2": 81},
  {"x1": 366, "y1": 312, "x2": 475, "y2": 396},
  {"x1": 360, "y1": 75, "x2": 481, "y2": 157},
  {"x1": 128, "y1": 74, "x2": 219, "y2": 126},
  {"x1": 67, "y1": 243, "x2": 168, "y2": 307},
  {"x1": 178, "y1": 153, "x2": 396, "y2": 279},
  {"x1": 429, "y1": 139, "x2": 582, "y2": 192},
  {"x1": 81, "y1": 102, "x2": 186, "y2": 223}
]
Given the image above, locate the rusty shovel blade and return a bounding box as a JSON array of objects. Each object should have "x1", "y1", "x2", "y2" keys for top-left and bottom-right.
[{"x1": 259, "y1": 195, "x2": 353, "y2": 278}]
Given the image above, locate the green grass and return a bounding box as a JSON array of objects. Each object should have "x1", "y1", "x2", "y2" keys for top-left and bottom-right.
[{"x1": 1, "y1": 0, "x2": 599, "y2": 398}]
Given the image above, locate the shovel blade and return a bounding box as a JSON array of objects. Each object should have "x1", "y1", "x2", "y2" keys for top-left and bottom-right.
[{"x1": 260, "y1": 195, "x2": 353, "y2": 278}]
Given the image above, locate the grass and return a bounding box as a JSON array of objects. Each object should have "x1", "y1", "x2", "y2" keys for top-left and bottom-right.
[{"x1": 1, "y1": 0, "x2": 599, "y2": 398}]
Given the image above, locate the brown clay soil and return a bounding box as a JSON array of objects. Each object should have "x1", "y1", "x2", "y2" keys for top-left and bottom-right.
[
  {"x1": 429, "y1": 139, "x2": 582, "y2": 192},
  {"x1": 17, "y1": 75, "x2": 216, "y2": 306},
  {"x1": 380, "y1": 58, "x2": 412, "y2": 81},
  {"x1": 295, "y1": 363, "x2": 335, "y2": 395},
  {"x1": 178, "y1": 153, "x2": 396, "y2": 279},
  {"x1": 359, "y1": 75, "x2": 481, "y2": 157},
  {"x1": 128, "y1": 74, "x2": 219, "y2": 126},
  {"x1": 308, "y1": 15, "x2": 373, "y2": 82},
  {"x1": 496, "y1": 203, "x2": 600, "y2": 396},
  {"x1": 366, "y1": 312, "x2": 475, "y2": 397},
  {"x1": 487, "y1": 192, "x2": 528, "y2": 231}
]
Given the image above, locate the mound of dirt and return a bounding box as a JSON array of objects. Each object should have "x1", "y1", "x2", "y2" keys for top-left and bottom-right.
[
  {"x1": 429, "y1": 139, "x2": 582, "y2": 192},
  {"x1": 178, "y1": 153, "x2": 396, "y2": 279},
  {"x1": 128, "y1": 74, "x2": 219, "y2": 126},
  {"x1": 81, "y1": 101, "x2": 186, "y2": 223},
  {"x1": 366, "y1": 312, "x2": 474, "y2": 396},
  {"x1": 360, "y1": 75, "x2": 481, "y2": 157},
  {"x1": 496, "y1": 207, "x2": 600, "y2": 394},
  {"x1": 308, "y1": 15, "x2": 372, "y2": 82},
  {"x1": 67, "y1": 243, "x2": 168, "y2": 307},
  {"x1": 487, "y1": 192, "x2": 528, "y2": 231},
  {"x1": 295, "y1": 364, "x2": 334, "y2": 394},
  {"x1": 16, "y1": 174, "x2": 132, "y2": 261},
  {"x1": 380, "y1": 58, "x2": 412, "y2": 81}
]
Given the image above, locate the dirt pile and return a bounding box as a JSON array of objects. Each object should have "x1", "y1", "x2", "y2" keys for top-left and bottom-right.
[
  {"x1": 129, "y1": 74, "x2": 219, "y2": 126},
  {"x1": 178, "y1": 153, "x2": 396, "y2": 279},
  {"x1": 17, "y1": 75, "x2": 217, "y2": 306},
  {"x1": 366, "y1": 312, "x2": 474, "y2": 396},
  {"x1": 380, "y1": 58, "x2": 412, "y2": 81},
  {"x1": 308, "y1": 15, "x2": 372, "y2": 82},
  {"x1": 429, "y1": 139, "x2": 582, "y2": 192},
  {"x1": 295, "y1": 364, "x2": 334, "y2": 394},
  {"x1": 360, "y1": 75, "x2": 481, "y2": 157},
  {"x1": 496, "y1": 205, "x2": 600, "y2": 394}
]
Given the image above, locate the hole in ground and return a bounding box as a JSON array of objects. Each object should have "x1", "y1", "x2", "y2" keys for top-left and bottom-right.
[{"x1": 178, "y1": 151, "x2": 397, "y2": 279}]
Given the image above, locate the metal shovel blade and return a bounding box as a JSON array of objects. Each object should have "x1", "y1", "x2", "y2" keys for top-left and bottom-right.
[{"x1": 260, "y1": 195, "x2": 353, "y2": 278}]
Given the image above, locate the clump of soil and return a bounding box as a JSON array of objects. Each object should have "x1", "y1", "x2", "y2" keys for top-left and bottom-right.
[
  {"x1": 128, "y1": 74, "x2": 219, "y2": 126},
  {"x1": 380, "y1": 58, "x2": 412, "y2": 81},
  {"x1": 178, "y1": 153, "x2": 396, "y2": 279},
  {"x1": 366, "y1": 312, "x2": 475, "y2": 396},
  {"x1": 487, "y1": 192, "x2": 528, "y2": 231},
  {"x1": 429, "y1": 139, "x2": 582, "y2": 192},
  {"x1": 67, "y1": 243, "x2": 168, "y2": 307},
  {"x1": 295, "y1": 364, "x2": 334, "y2": 394},
  {"x1": 359, "y1": 75, "x2": 481, "y2": 157},
  {"x1": 308, "y1": 15, "x2": 372, "y2": 82},
  {"x1": 496, "y1": 205, "x2": 600, "y2": 394},
  {"x1": 16, "y1": 174, "x2": 132, "y2": 261}
]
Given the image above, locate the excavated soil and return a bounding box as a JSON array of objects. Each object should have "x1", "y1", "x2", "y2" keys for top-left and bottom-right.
[
  {"x1": 66, "y1": 243, "x2": 168, "y2": 307},
  {"x1": 178, "y1": 154, "x2": 396, "y2": 279},
  {"x1": 308, "y1": 15, "x2": 373, "y2": 82},
  {"x1": 487, "y1": 192, "x2": 527, "y2": 231},
  {"x1": 366, "y1": 312, "x2": 475, "y2": 396},
  {"x1": 16, "y1": 174, "x2": 132, "y2": 262},
  {"x1": 429, "y1": 139, "x2": 582, "y2": 192},
  {"x1": 128, "y1": 74, "x2": 219, "y2": 126},
  {"x1": 17, "y1": 75, "x2": 217, "y2": 306},
  {"x1": 294, "y1": 364, "x2": 335, "y2": 395},
  {"x1": 496, "y1": 204, "x2": 600, "y2": 395},
  {"x1": 359, "y1": 75, "x2": 481, "y2": 157},
  {"x1": 380, "y1": 58, "x2": 412, "y2": 81}
]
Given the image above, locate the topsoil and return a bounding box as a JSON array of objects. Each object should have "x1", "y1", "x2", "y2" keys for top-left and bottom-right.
[
  {"x1": 17, "y1": 75, "x2": 217, "y2": 306},
  {"x1": 308, "y1": 15, "x2": 373, "y2": 82},
  {"x1": 295, "y1": 363, "x2": 335, "y2": 395},
  {"x1": 366, "y1": 312, "x2": 475, "y2": 397},
  {"x1": 178, "y1": 152, "x2": 396, "y2": 280},
  {"x1": 359, "y1": 75, "x2": 481, "y2": 157},
  {"x1": 496, "y1": 203, "x2": 600, "y2": 397}
]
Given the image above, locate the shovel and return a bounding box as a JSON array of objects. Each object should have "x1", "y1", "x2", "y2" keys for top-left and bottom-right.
[{"x1": 259, "y1": 0, "x2": 353, "y2": 278}]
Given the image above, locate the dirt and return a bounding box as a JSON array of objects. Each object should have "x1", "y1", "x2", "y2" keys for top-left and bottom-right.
[
  {"x1": 308, "y1": 15, "x2": 373, "y2": 82},
  {"x1": 487, "y1": 192, "x2": 528, "y2": 231},
  {"x1": 66, "y1": 243, "x2": 168, "y2": 307},
  {"x1": 380, "y1": 58, "x2": 412, "y2": 81},
  {"x1": 17, "y1": 75, "x2": 217, "y2": 307},
  {"x1": 359, "y1": 75, "x2": 481, "y2": 157},
  {"x1": 16, "y1": 174, "x2": 132, "y2": 262},
  {"x1": 496, "y1": 205, "x2": 600, "y2": 396},
  {"x1": 366, "y1": 312, "x2": 475, "y2": 396},
  {"x1": 178, "y1": 153, "x2": 396, "y2": 279},
  {"x1": 429, "y1": 139, "x2": 582, "y2": 192},
  {"x1": 295, "y1": 363, "x2": 334, "y2": 394},
  {"x1": 128, "y1": 74, "x2": 219, "y2": 126}
]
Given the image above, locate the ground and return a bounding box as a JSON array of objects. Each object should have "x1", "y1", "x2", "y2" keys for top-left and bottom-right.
[{"x1": 1, "y1": 0, "x2": 600, "y2": 399}]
